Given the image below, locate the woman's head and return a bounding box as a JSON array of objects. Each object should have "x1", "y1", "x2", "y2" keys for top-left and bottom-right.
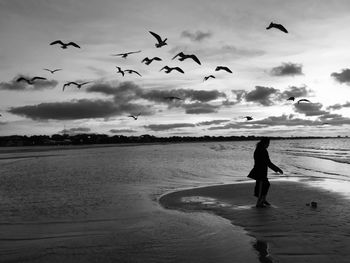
[{"x1": 256, "y1": 137, "x2": 270, "y2": 149}]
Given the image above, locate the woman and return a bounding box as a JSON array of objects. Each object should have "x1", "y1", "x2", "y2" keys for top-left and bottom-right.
[{"x1": 248, "y1": 138, "x2": 283, "y2": 208}]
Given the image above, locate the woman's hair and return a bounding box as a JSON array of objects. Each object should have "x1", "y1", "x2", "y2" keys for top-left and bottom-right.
[{"x1": 256, "y1": 137, "x2": 270, "y2": 149}]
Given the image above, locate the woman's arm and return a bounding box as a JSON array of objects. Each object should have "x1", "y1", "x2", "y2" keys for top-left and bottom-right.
[{"x1": 266, "y1": 151, "x2": 283, "y2": 174}]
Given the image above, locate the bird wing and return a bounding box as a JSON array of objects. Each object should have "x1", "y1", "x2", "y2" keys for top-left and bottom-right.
[
  {"x1": 67, "y1": 42, "x2": 81, "y2": 48},
  {"x1": 31, "y1": 77, "x2": 47, "y2": 81},
  {"x1": 149, "y1": 31, "x2": 163, "y2": 43},
  {"x1": 174, "y1": 67, "x2": 185, "y2": 73},
  {"x1": 160, "y1": 66, "x2": 167, "y2": 72},
  {"x1": 128, "y1": 50, "x2": 141, "y2": 55},
  {"x1": 80, "y1": 82, "x2": 90, "y2": 86},
  {"x1": 141, "y1": 57, "x2": 149, "y2": 63},
  {"x1": 172, "y1": 52, "x2": 183, "y2": 60},
  {"x1": 43, "y1": 69, "x2": 52, "y2": 73},
  {"x1": 298, "y1": 99, "x2": 310, "y2": 103},
  {"x1": 17, "y1": 77, "x2": 28, "y2": 82},
  {"x1": 277, "y1": 24, "x2": 288, "y2": 33},
  {"x1": 127, "y1": 70, "x2": 141, "y2": 76},
  {"x1": 188, "y1": 54, "x2": 201, "y2": 65},
  {"x1": 153, "y1": 57, "x2": 162, "y2": 61},
  {"x1": 52, "y1": 69, "x2": 62, "y2": 73},
  {"x1": 50, "y1": 40, "x2": 64, "y2": 46}
]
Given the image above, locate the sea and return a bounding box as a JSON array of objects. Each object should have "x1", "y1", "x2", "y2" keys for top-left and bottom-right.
[{"x1": 0, "y1": 138, "x2": 349, "y2": 262}]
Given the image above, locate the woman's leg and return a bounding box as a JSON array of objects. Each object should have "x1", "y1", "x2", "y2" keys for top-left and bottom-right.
[{"x1": 256, "y1": 180, "x2": 265, "y2": 207}]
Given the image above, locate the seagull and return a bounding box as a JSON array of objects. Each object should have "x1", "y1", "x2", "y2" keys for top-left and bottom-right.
[
  {"x1": 172, "y1": 52, "x2": 201, "y2": 65},
  {"x1": 43, "y1": 68, "x2": 62, "y2": 74},
  {"x1": 116, "y1": 66, "x2": 125, "y2": 77},
  {"x1": 141, "y1": 56, "x2": 162, "y2": 65},
  {"x1": 297, "y1": 99, "x2": 311, "y2": 104},
  {"x1": 63, "y1": 81, "x2": 90, "y2": 91},
  {"x1": 266, "y1": 22, "x2": 288, "y2": 33},
  {"x1": 164, "y1": 96, "x2": 183, "y2": 101},
  {"x1": 160, "y1": 66, "x2": 185, "y2": 74},
  {"x1": 244, "y1": 116, "x2": 253, "y2": 121},
  {"x1": 111, "y1": 50, "x2": 141, "y2": 58},
  {"x1": 215, "y1": 66, "x2": 233, "y2": 73},
  {"x1": 203, "y1": 75, "x2": 215, "y2": 81},
  {"x1": 17, "y1": 76, "x2": 47, "y2": 85},
  {"x1": 287, "y1": 96, "x2": 295, "y2": 101},
  {"x1": 124, "y1": 69, "x2": 142, "y2": 77},
  {"x1": 128, "y1": 113, "x2": 141, "y2": 120},
  {"x1": 149, "y1": 31, "x2": 167, "y2": 48},
  {"x1": 50, "y1": 40, "x2": 81, "y2": 49}
]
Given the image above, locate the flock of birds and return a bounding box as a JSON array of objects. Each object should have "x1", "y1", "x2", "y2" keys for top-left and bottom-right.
[{"x1": 13, "y1": 22, "x2": 313, "y2": 123}]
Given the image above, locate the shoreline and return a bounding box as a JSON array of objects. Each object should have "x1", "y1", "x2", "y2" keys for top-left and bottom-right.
[{"x1": 159, "y1": 180, "x2": 350, "y2": 263}]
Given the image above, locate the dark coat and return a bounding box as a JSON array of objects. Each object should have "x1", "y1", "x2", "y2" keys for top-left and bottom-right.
[{"x1": 248, "y1": 147, "x2": 279, "y2": 180}]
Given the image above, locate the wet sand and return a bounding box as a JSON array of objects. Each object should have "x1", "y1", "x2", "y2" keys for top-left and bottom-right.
[{"x1": 159, "y1": 180, "x2": 350, "y2": 263}]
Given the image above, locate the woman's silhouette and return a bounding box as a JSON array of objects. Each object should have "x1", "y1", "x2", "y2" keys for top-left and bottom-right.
[{"x1": 248, "y1": 138, "x2": 283, "y2": 208}]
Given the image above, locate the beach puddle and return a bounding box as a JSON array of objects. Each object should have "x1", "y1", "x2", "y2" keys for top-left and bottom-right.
[{"x1": 181, "y1": 196, "x2": 231, "y2": 208}]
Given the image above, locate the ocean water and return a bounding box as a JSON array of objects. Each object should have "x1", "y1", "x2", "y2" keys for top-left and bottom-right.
[{"x1": 0, "y1": 138, "x2": 349, "y2": 262}]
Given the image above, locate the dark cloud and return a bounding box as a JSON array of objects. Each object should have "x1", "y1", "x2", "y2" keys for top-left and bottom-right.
[
  {"x1": 245, "y1": 86, "x2": 280, "y2": 106},
  {"x1": 9, "y1": 80, "x2": 227, "y2": 120},
  {"x1": 294, "y1": 102, "x2": 328, "y2": 116},
  {"x1": 270, "y1": 62, "x2": 303, "y2": 77},
  {"x1": 109, "y1": 129, "x2": 137, "y2": 133},
  {"x1": 280, "y1": 85, "x2": 310, "y2": 99},
  {"x1": 144, "y1": 123, "x2": 196, "y2": 131},
  {"x1": 0, "y1": 75, "x2": 58, "y2": 91},
  {"x1": 327, "y1": 101, "x2": 350, "y2": 110},
  {"x1": 183, "y1": 102, "x2": 219, "y2": 114},
  {"x1": 196, "y1": 119, "x2": 230, "y2": 126},
  {"x1": 331, "y1": 69, "x2": 350, "y2": 84},
  {"x1": 8, "y1": 99, "x2": 153, "y2": 120},
  {"x1": 181, "y1": 30, "x2": 212, "y2": 42}
]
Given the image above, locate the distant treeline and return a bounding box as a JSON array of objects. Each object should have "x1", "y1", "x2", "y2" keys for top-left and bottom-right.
[{"x1": 0, "y1": 134, "x2": 345, "y2": 147}]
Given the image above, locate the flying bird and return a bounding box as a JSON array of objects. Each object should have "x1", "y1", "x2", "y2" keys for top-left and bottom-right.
[
  {"x1": 203, "y1": 75, "x2": 215, "y2": 81},
  {"x1": 128, "y1": 113, "x2": 141, "y2": 120},
  {"x1": 160, "y1": 66, "x2": 184, "y2": 74},
  {"x1": 124, "y1": 69, "x2": 142, "y2": 77},
  {"x1": 244, "y1": 116, "x2": 253, "y2": 121},
  {"x1": 164, "y1": 96, "x2": 183, "y2": 101},
  {"x1": 50, "y1": 40, "x2": 81, "y2": 49},
  {"x1": 141, "y1": 57, "x2": 162, "y2": 65},
  {"x1": 297, "y1": 99, "x2": 311, "y2": 104},
  {"x1": 63, "y1": 81, "x2": 90, "y2": 91},
  {"x1": 266, "y1": 22, "x2": 288, "y2": 33},
  {"x1": 215, "y1": 66, "x2": 232, "y2": 73},
  {"x1": 17, "y1": 76, "x2": 47, "y2": 85},
  {"x1": 149, "y1": 31, "x2": 167, "y2": 48},
  {"x1": 116, "y1": 66, "x2": 125, "y2": 77},
  {"x1": 111, "y1": 50, "x2": 141, "y2": 58},
  {"x1": 287, "y1": 96, "x2": 295, "y2": 101},
  {"x1": 44, "y1": 68, "x2": 62, "y2": 74},
  {"x1": 172, "y1": 52, "x2": 201, "y2": 65}
]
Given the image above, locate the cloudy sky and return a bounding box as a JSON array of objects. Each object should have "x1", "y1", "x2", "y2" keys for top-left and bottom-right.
[{"x1": 1, "y1": 0, "x2": 350, "y2": 137}]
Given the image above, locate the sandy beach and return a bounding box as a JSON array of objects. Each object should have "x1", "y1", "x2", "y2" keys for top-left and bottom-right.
[{"x1": 160, "y1": 180, "x2": 350, "y2": 263}]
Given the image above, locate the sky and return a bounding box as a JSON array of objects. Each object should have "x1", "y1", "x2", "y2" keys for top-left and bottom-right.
[{"x1": 0, "y1": 0, "x2": 350, "y2": 137}]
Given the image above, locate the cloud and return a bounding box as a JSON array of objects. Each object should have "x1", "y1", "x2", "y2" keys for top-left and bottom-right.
[
  {"x1": 60, "y1": 127, "x2": 91, "y2": 134},
  {"x1": 8, "y1": 99, "x2": 153, "y2": 120},
  {"x1": 181, "y1": 30, "x2": 212, "y2": 42},
  {"x1": 331, "y1": 69, "x2": 350, "y2": 84},
  {"x1": 270, "y1": 62, "x2": 303, "y2": 77},
  {"x1": 0, "y1": 75, "x2": 58, "y2": 91},
  {"x1": 144, "y1": 123, "x2": 196, "y2": 131},
  {"x1": 196, "y1": 119, "x2": 230, "y2": 126},
  {"x1": 109, "y1": 129, "x2": 137, "y2": 133},
  {"x1": 294, "y1": 102, "x2": 328, "y2": 116},
  {"x1": 327, "y1": 101, "x2": 350, "y2": 110},
  {"x1": 245, "y1": 86, "x2": 280, "y2": 106},
  {"x1": 183, "y1": 102, "x2": 219, "y2": 114},
  {"x1": 208, "y1": 113, "x2": 350, "y2": 130}
]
